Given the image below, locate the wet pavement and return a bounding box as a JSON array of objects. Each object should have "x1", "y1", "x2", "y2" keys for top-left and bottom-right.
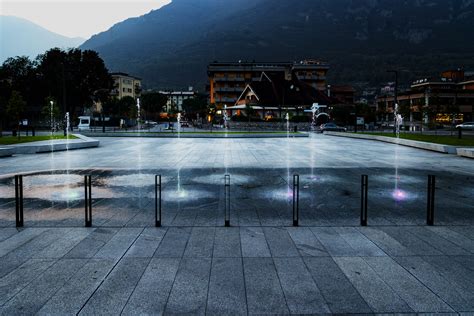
[{"x1": 0, "y1": 134, "x2": 473, "y2": 314}]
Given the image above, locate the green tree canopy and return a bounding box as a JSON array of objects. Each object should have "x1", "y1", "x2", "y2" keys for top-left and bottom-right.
[
  {"x1": 141, "y1": 92, "x2": 168, "y2": 119},
  {"x1": 6, "y1": 90, "x2": 26, "y2": 135},
  {"x1": 331, "y1": 105, "x2": 353, "y2": 125},
  {"x1": 0, "y1": 56, "x2": 40, "y2": 109},
  {"x1": 181, "y1": 94, "x2": 208, "y2": 116},
  {"x1": 119, "y1": 96, "x2": 138, "y2": 120},
  {"x1": 36, "y1": 48, "x2": 114, "y2": 116},
  {"x1": 0, "y1": 49, "x2": 113, "y2": 125}
]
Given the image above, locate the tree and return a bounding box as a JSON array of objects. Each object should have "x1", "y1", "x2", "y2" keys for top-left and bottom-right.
[
  {"x1": 398, "y1": 102, "x2": 411, "y2": 121},
  {"x1": 0, "y1": 56, "x2": 37, "y2": 95},
  {"x1": 0, "y1": 75, "x2": 7, "y2": 137},
  {"x1": 446, "y1": 99, "x2": 460, "y2": 134},
  {"x1": 181, "y1": 94, "x2": 208, "y2": 118},
  {"x1": 141, "y1": 92, "x2": 168, "y2": 120},
  {"x1": 1, "y1": 56, "x2": 41, "y2": 124},
  {"x1": 422, "y1": 106, "x2": 436, "y2": 132},
  {"x1": 36, "y1": 48, "x2": 113, "y2": 118},
  {"x1": 0, "y1": 49, "x2": 113, "y2": 131},
  {"x1": 79, "y1": 50, "x2": 114, "y2": 107},
  {"x1": 355, "y1": 102, "x2": 376, "y2": 124},
  {"x1": 119, "y1": 96, "x2": 138, "y2": 121},
  {"x1": 331, "y1": 105, "x2": 352, "y2": 126},
  {"x1": 245, "y1": 103, "x2": 256, "y2": 122},
  {"x1": 101, "y1": 97, "x2": 120, "y2": 118},
  {"x1": 6, "y1": 91, "x2": 26, "y2": 138}
]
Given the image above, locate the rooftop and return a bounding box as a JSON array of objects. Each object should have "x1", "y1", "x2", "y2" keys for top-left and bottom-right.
[{"x1": 111, "y1": 72, "x2": 142, "y2": 81}]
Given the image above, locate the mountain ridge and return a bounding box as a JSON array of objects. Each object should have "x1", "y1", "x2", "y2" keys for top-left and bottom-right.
[
  {"x1": 0, "y1": 15, "x2": 84, "y2": 62},
  {"x1": 80, "y1": 0, "x2": 474, "y2": 90}
]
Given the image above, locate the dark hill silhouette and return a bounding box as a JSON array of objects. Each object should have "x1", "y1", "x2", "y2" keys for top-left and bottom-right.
[{"x1": 80, "y1": 0, "x2": 474, "y2": 90}]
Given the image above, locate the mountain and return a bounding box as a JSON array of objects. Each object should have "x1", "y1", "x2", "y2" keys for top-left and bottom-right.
[
  {"x1": 0, "y1": 15, "x2": 84, "y2": 63},
  {"x1": 81, "y1": 0, "x2": 474, "y2": 90}
]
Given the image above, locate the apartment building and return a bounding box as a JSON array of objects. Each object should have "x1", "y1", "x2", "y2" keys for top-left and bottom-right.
[
  {"x1": 111, "y1": 72, "x2": 142, "y2": 99},
  {"x1": 208, "y1": 60, "x2": 329, "y2": 108},
  {"x1": 376, "y1": 69, "x2": 474, "y2": 123},
  {"x1": 159, "y1": 90, "x2": 196, "y2": 112}
]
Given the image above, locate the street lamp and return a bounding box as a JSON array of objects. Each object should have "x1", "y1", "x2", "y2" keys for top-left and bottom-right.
[{"x1": 49, "y1": 100, "x2": 54, "y2": 137}]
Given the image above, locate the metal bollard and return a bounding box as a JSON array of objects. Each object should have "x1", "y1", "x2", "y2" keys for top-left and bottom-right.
[
  {"x1": 15, "y1": 175, "x2": 24, "y2": 227},
  {"x1": 155, "y1": 175, "x2": 162, "y2": 227},
  {"x1": 293, "y1": 174, "x2": 300, "y2": 227},
  {"x1": 84, "y1": 175, "x2": 92, "y2": 227},
  {"x1": 360, "y1": 175, "x2": 368, "y2": 226},
  {"x1": 427, "y1": 175, "x2": 435, "y2": 226},
  {"x1": 224, "y1": 175, "x2": 230, "y2": 227}
]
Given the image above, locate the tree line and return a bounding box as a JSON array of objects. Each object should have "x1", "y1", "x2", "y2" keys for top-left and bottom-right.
[
  {"x1": 0, "y1": 48, "x2": 113, "y2": 135},
  {"x1": 0, "y1": 48, "x2": 190, "y2": 135}
]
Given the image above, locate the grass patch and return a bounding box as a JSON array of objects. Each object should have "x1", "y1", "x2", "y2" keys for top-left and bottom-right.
[
  {"x1": 0, "y1": 135, "x2": 77, "y2": 145},
  {"x1": 359, "y1": 132, "x2": 474, "y2": 147}
]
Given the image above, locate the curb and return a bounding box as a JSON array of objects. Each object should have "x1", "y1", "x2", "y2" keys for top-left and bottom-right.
[
  {"x1": 456, "y1": 148, "x2": 474, "y2": 159},
  {"x1": 324, "y1": 132, "x2": 472, "y2": 157},
  {"x1": 0, "y1": 147, "x2": 14, "y2": 157},
  {"x1": 81, "y1": 132, "x2": 309, "y2": 138},
  {"x1": 0, "y1": 134, "x2": 100, "y2": 156}
]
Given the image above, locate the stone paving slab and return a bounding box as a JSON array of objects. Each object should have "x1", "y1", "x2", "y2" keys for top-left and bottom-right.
[
  {"x1": 165, "y1": 258, "x2": 212, "y2": 314},
  {"x1": 206, "y1": 257, "x2": 247, "y2": 315},
  {"x1": 79, "y1": 258, "x2": 149, "y2": 315},
  {"x1": 334, "y1": 257, "x2": 413, "y2": 313},
  {"x1": 37, "y1": 258, "x2": 115, "y2": 315},
  {"x1": 0, "y1": 258, "x2": 88, "y2": 315},
  {"x1": 0, "y1": 136, "x2": 473, "y2": 314},
  {"x1": 121, "y1": 258, "x2": 180, "y2": 315},
  {"x1": 243, "y1": 257, "x2": 289, "y2": 314},
  {"x1": 393, "y1": 256, "x2": 474, "y2": 311},
  {"x1": 304, "y1": 257, "x2": 373, "y2": 314},
  {"x1": 274, "y1": 257, "x2": 330, "y2": 314},
  {"x1": 0, "y1": 226, "x2": 472, "y2": 314}
]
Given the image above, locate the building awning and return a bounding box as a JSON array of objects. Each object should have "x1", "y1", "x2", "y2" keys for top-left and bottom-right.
[{"x1": 226, "y1": 105, "x2": 283, "y2": 110}]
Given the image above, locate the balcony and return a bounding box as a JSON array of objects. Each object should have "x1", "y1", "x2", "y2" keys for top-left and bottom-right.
[
  {"x1": 214, "y1": 87, "x2": 244, "y2": 93},
  {"x1": 214, "y1": 77, "x2": 245, "y2": 82},
  {"x1": 297, "y1": 75, "x2": 326, "y2": 81},
  {"x1": 217, "y1": 97, "x2": 238, "y2": 103}
]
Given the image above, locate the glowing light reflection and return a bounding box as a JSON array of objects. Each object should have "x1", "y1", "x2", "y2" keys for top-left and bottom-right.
[{"x1": 392, "y1": 189, "x2": 408, "y2": 201}]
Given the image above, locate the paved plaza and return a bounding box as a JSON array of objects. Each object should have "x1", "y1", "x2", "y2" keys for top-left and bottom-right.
[{"x1": 0, "y1": 134, "x2": 473, "y2": 314}]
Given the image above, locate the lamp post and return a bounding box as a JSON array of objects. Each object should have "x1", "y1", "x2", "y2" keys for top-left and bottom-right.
[{"x1": 50, "y1": 100, "x2": 54, "y2": 137}]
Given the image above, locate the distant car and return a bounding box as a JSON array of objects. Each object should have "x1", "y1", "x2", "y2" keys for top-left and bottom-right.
[
  {"x1": 320, "y1": 122, "x2": 347, "y2": 132},
  {"x1": 456, "y1": 122, "x2": 474, "y2": 130}
]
